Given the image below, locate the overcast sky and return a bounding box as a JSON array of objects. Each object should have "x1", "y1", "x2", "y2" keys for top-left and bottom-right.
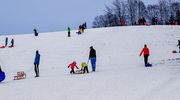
[{"x1": 0, "y1": 0, "x2": 158, "y2": 35}]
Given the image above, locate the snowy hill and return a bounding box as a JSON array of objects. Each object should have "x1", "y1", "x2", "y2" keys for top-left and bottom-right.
[{"x1": 0, "y1": 26, "x2": 180, "y2": 100}]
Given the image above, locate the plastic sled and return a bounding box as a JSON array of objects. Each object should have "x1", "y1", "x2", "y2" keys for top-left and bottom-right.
[
  {"x1": 0, "y1": 71, "x2": 5, "y2": 82},
  {"x1": 172, "y1": 50, "x2": 177, "y2": 53},
  {"x1": 145, "y1": 63, "x2": 152, "y2": 67}
]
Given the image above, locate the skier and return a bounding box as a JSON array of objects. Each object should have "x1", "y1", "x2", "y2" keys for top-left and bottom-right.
[
  {"x1": 0, "y1": 66, "x2": 5, "y2": 82},
  {"x1": 34, "y1": 50, "x2": 40, "y2": 77},
  {"x1": 67, "y1": 27, "x2": 71, "y2": 37},
  {"x1": 177, "y1": 40, "x2": 180, "y2": 53},
  {"x1": 34, "y1": 29, "x2": 38, "y2": 36},
  {"x1": 140, "y1": 44, "x2": 150, "y2": 66},
  {"x1": 81, "y1": 62, "x2": 89, "y2": 73},
  {"x1": 68, "y1": 61, "x2": 79, "y2": 74},
  {"x1": 5, "y1": 37, "x2": 8, "y2": 47},
  {"x1": 89, "y1": 46, "x2": 96, "y2": 71}
]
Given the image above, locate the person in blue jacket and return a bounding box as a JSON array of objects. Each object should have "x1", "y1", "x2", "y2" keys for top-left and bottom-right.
[
  {"x1": 0, "y1": 66, "x2": 5, "y2": 82},
  {"x1": 89, "y1": 46, "x2": 96, "y2": 71},
  {"x1": 34, "y1": 50, "x2": 40, "y2": 77}
]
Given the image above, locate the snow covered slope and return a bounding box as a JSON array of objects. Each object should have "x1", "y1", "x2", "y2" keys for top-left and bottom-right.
[{"x1": 0, "y1": 26, "x2": 180, "y2": 100}]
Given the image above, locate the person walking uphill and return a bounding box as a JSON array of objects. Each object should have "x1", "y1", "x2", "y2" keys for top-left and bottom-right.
[
  {"x1": 140, "y1": 44, "x2": 150, "y2": 66},
  {"x1": 89, "y1": 46, "x2": 96, "y2": 71},
  {"x1": 34, "y1": 50, "x2": 40, "y2": 77}
]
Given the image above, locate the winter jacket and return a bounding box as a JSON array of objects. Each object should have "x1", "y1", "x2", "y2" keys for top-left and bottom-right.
[
  {"x1": 0, "y1": 71, "x2": 5, "y2": 82},
  {"x1": 67, "y1": 27, "x2": 71, "y2": 33},
  {"x1": 89, "y1": 48, "x2": 96, "y2": 58},
  {"x1": 140, "y1": 47, "x2": 149, "y2": 56},
  {"x1": 68, "y1": 62, "x2": 78, "y2": 69},
  {"x1": 81, "y1": 62, "x2": 88, "y2": 68},
  {"x1": 34, "y1": 53, "x2": 40, "y2": 64}
]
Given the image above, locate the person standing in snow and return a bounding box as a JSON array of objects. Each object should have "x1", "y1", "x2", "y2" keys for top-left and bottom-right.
[
  {"x1": 67, "y1": 27, "x2": 71, "y2": 37},
  {"x1": 68, "y1": 61, "x2": 79, "y2": 74},
  {"x1": 177, "y1": 40, "x2": 180, "y2": 53},
  {"x1": 139, "y1": 44, "x2": 150, "y2": 66},
  {"x1": 5, "y1": 37, "x2": 8, "y2": 47},
  {"x1": 89, "y1": 46, "x2": 96, "y2": 71},
  {"x1": 34, "y1": 50, "x2": 40, "y2": 77}
]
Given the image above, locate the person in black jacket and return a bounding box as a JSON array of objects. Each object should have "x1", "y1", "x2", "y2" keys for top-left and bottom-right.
[
  {"x1": 34, "y1": 29, "x2": 38, "y2": 36},
  {"x1": 89, "y1": 46, "x2": 96, "y2": 71}
]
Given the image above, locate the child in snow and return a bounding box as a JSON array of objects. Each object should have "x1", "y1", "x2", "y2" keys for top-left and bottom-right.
[
  {"x1": 81, "y1": 62, "x2": 89, "y2": 73},
  {"x1": 68, "y1": 61, "x2": 79, "y2": 74}
]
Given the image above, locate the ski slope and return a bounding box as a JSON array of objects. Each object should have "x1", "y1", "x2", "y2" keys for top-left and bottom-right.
[{"x1": 0, "y1": 26, "x2": 180, "y2": 100}]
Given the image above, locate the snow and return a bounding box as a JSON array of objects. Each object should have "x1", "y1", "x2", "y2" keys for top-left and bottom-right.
[{"x1": 0, "y1": 25, "x2": 180, "y2": 100}]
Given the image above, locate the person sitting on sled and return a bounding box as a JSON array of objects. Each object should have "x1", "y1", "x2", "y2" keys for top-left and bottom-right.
[
  {"x1": 68, "y1": 61, "x2": 79, "y2": 74},
  {"x1": 81, "y1": 62, "x2": 89, "y2": 73}
]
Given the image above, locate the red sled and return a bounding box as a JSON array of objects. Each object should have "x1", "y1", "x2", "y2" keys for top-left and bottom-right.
[
  {"x1": 0, "y1": 46, "x2": 5, "y2": 48},
  {"x1": 172, "y1": 50, "x2": 177, "y2": 53}
]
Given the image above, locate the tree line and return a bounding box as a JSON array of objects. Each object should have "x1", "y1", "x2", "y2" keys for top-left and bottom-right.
[{"x1": 92, "y1": 0, "x2": 180, "y2": 28}]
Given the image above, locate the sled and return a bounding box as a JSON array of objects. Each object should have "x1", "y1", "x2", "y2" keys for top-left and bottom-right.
[
  {"x1": 14, "y1": 71, "x2": 26, "y2": 80},
  {"x1": 0, "y1": 46, "x2": 5, "y2": 48},
  {"x1": 75, "y1": 70, "x2": 83, "y2": 74},
  {"x1": 145, "y1": 63, "x2": 152, "y2": 67},
  {"x1": 172, "y1": 50, "x2": 177, "y2": 53},
  {"x1": 8, "y1": 45, "x2": 14, "y2": 48}
]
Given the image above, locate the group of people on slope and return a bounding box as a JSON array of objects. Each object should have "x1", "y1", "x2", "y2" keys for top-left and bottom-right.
[
  {"x1": 0, "y1": 37, "x2": 14, "y2": 48},
  {"x1": 67, "y1": 22, "x2": 87, "y2": 37},
  {"x1": 68, "y1": 46, "x2": 96, "y2": 74},
  {"x1": 33, "y1": 46, "x2": 96, "y2": 77}
]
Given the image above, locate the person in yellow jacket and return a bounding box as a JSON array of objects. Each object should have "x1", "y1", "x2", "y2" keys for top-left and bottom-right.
[{"x1": 81, "y1": 62, "x2": 89, "y2": 73}]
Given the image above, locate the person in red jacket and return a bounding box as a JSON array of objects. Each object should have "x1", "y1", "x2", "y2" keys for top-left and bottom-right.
[
  {"x1": 140, "y1": 44, "x2": 150, "y2": 65},
  {"x1": 68, "y1": 61, "x2": 79, "y2": 74}
]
